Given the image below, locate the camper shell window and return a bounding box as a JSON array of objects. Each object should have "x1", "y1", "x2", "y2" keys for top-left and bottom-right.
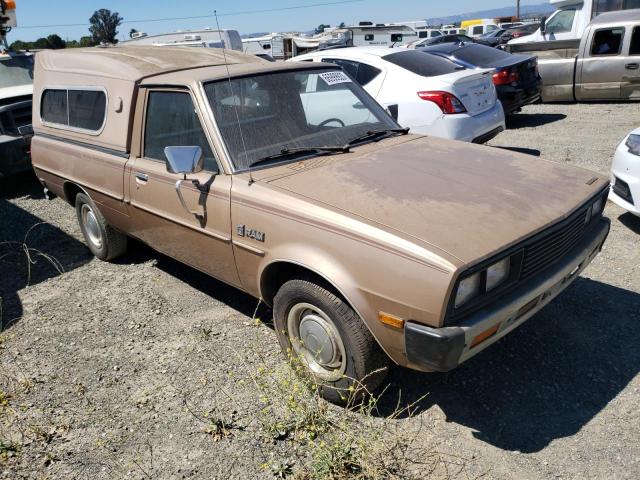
[{"x1": 41, "y1": 87, "x2": 107, "y2": 133}]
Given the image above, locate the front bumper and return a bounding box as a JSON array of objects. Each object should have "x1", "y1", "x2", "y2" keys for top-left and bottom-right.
[
  {"x1": 405, "y1": 218, "x2": 610, "y2": 372},
  {"x1": 0, "y1": 134, "x2": 32, "y2": 177}
]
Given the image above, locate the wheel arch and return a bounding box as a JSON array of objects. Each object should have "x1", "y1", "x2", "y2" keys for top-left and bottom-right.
[{"x1": 62, "y1": 181, "x2": 91, "y2": 207}]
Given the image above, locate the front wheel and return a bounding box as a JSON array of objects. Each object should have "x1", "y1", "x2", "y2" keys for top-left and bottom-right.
[
  {"x1": 273, "y1": 279, "x2": 389, "y2": 404},
  {"x1": 75, "y1": 193, "x2": 127, "y2": 261}
]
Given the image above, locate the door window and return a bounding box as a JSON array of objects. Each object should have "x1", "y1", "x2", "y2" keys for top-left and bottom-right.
[
  {"x1": 144, "y1": 91, "x2": 218, "y2": 172},
  {"x1": 546, "y1": 9, "x2": 576, "y2": 34},
  {"x1": 365, "y1": 34, "x2": 374, "y2": 41},
  {"x1": 321, "y1": 58, "x2": 382, "y2": 86},
  {"x1": 629, "y1": 26, "x2": 640, "y2": 55},
  {"x1": 472, "y1": 26, "x2": 484, "y2": 36},
  {"x1": 591, "y1": 27, "x2": 625, "y2": 56},
  {"x1": 391, "y1": 34, "x2": 403, "y2": 42}
]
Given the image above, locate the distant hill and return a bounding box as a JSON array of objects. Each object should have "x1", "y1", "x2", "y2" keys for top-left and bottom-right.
[{"x1": 427, "y1": 3, "x2": 555, "y2": 25}]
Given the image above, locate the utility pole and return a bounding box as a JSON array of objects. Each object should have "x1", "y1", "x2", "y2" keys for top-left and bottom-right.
[{"x1": 516, "y1": 0, "x2": 521, "y2": 20}]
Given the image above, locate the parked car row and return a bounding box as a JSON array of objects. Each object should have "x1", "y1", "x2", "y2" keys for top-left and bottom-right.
[
  {"x1": 27, "y1": 46, "x2": 613, "y2": 404},
  {"x1": 292, "y1": 43, "x2": 542, "y2": 138}
]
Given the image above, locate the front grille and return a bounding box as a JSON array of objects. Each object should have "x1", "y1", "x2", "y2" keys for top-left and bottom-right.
[
  {"x1": 613, "y1": 177, "x2": 634, "y2": 205},
  {"x1": 445, "y1": 187, "x2": 609, "y2": 325},
  {"x1": 520, "y1": 211, "x2": 589, "y2": 280}
]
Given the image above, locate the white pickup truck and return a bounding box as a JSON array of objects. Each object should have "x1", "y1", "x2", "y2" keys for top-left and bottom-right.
[{"x1": 0, "y1": 1, "x2": 33, "y2": 177}]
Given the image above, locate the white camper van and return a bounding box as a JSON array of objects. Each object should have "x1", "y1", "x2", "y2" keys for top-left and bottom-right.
[
  {"x1": 510, "y1": 0, "x2": 640, "y2": 43},
  {"x1": 121, "y1": 29, "x2": 242, "y2": 51},
  {"x1": 319, "y1": 24, "x2": 418, "y2": 49}
]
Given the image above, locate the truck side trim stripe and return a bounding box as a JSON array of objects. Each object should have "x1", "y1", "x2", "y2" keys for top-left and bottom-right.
[{"x1": 35, "y1": 133, "x2": 130, "y2": 159}]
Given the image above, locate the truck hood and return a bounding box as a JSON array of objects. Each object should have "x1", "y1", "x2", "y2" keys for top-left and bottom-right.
[
  {"x1": 265, "y1": 135, "x2": 607, "y2": 265},
  {"x1": 0, "y1": 84, "x2": 33, "y2": 102}
]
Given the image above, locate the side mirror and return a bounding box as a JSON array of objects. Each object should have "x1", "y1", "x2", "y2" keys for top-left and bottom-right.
[
  {"x1": 540, "y1": 17, "x2": 547, "y2": 34},
  {"x1": 164, "y1": 146, "x2": 204, "y2": 176},
  {"x1": 164, "y1": 146, "x2": 207, "y2": 223}
]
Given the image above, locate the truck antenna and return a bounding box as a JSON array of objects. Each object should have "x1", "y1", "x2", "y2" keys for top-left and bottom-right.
[{"x1": 214, "y1": 10, "x2": 254, "y2": 185}]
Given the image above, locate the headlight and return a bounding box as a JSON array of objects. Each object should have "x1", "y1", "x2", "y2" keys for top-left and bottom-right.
[
  {"x1": 455, "y1": 272, "x2": 481, "y2": 308},
  {"x1": 486, "y1": 258, "x2": 510, "y2": 291},
  {"x1": 625, "y1": 134, "x2": 640, "y2": 156}
]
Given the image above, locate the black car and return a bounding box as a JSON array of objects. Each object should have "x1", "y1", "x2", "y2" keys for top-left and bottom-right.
[
  {"x1": 419, "y1": 43, "x2": 542, "y2": 115},
  {"x1": 475, "y1": 29, "x2": 506, "y2": 47},
  {"x1": 411, "y1": 34, "x2": 474, "y2": 49},
  {"x1": 500, "y1": 23, "x2": 540, "y2": 44}
]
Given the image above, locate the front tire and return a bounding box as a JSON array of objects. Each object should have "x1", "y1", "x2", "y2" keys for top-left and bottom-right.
[
  {"x1": 273, "y1": 279, "x2": 389, "y2": 405},
  {"x1": 75, "y1": 193, "x2": 127, "y2": 261}
]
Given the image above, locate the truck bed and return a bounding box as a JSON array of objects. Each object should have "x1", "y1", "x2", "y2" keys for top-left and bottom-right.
[{"x1": 504, "y1": 39, "x2": 581, "y2": 59}]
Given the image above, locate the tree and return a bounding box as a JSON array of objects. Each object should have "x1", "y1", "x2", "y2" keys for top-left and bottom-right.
[
  {"x1": 339, "y1": 22, "x2": 346, "y2": 28},
  {"x1": 79, "y1": 36, "x2": 94, "y2": 47},
  {"x1": 9, "y1": 40, "x2": 31, "y2": 51},
  {"x1": 129, "y1": 28, "x2": 138, "y2": 38},
  {"x1": 315, "y1": 24, "x2": 331, "y2": 34},
  {"x1": 46, "y1": 34, "x2": 66, "y2": 49},
  {"x1": 33, "y1": 37, "x2": 49, "y2": 49},
  {"x1": 89, "y1": 9, "x2": 123, "y2": 45}
]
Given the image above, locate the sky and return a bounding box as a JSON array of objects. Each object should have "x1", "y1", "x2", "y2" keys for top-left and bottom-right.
[{"x1": 7, "y1": 0, "x2": 546, "y2": 42}]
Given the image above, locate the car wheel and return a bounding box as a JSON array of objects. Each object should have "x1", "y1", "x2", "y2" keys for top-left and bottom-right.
[
  {"x1": 273, "y1": 278, "x2": 389, "y2": 405},
  {"x1": 75, "y1": 193, "x2": 127, "y2": 261}
]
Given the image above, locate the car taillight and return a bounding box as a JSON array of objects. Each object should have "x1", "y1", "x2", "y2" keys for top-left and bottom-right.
[
  {"x1": 417, "y1": 91, "x2": 467, "y2": 114},
  {"x1": 492, "y1": 68, "x2": 519, "y2": 86}
]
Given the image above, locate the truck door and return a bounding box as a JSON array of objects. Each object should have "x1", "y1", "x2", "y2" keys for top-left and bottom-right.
[
  {"x1": 127, "y1": 87, "x2": 240, "y2": 287},
  {"x1": 621, "y1": 25, "x2": 640, "y2": 99},
  {"x1": 576, "y1": 26, "x2": 627, "y2": 100}
]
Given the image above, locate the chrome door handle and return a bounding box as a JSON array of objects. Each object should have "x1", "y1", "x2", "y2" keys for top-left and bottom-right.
[
  {"x1": 625, "y1": 63, "x2": 639, "y2": 70},
  {"x1": 135, "y1": 172, "x2": 149, "y2": 182}
]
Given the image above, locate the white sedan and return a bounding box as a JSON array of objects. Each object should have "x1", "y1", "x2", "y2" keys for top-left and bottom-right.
[
  {"x1": 610, "y1": 128, "x2": 640, "y2": 216},
  {"x1": 290, "y1": 47, "x2": 505, "y2": 143}
]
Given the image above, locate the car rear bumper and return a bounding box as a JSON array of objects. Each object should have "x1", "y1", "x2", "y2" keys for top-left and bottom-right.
[
  {"x1": 413, "y1": 100, "x2": 506, "y2": 143},
  {"x1": 0, "y1": 134, "x2": 32, "y2": 177},
  {"x1": 498, "y1": 79, "x2": 542, "y2": 114},
  {"x1": 404, "y1": 218, "x2": 610, "y2": 372}
]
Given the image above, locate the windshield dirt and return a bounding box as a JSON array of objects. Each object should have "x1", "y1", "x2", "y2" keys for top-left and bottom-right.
[
  {"x1": 204, "y1": 68, "x2": 398, "y2": 170},
  {"x1": 0, "y1": 56, "x2": 34, "y2": 88}
]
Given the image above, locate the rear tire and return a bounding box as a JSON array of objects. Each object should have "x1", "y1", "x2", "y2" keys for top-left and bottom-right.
[
  {"x1": 75, "y1": 193, "x2": 127, "y2": 261},
  {"x1": 273, "y1": 278, "x2": 389, "y2": 405}
]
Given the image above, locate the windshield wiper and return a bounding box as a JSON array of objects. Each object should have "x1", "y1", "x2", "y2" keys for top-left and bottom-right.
[
  {"x1": 345, "y1": 127, "x2": 410, "y2": 147},
  {"x1": 249, "y1": 145, "x2": 350, "y2": 169}
]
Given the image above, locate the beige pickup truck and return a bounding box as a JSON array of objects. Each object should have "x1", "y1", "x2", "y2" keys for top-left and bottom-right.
[{"x1": 31, "y1": 46, "x2": 610, "y2": 403}]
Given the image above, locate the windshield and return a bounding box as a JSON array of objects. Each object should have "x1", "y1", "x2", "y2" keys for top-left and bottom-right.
[
  {"x1": 205, "y1": 68, "x2": 398, "y2": 171},
  {"x1": 0, "y1": 56, "x2": 34, "y2": 88}
]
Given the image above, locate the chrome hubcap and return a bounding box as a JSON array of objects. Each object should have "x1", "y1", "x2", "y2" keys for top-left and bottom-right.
[
  {"x1": 81, "y1": 204, "x2": 103, "y2": 249},
  {"x1": 287, "y1": 302, "x2": 346, "y2": 382}
]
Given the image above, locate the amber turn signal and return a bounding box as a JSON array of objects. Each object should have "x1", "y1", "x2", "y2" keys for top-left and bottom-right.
[
  {"x1": 470, "y1": 323, "x2": 500, "y2": 349},
  {"x1": 378, "y1": 312, "x2": 404, "y2": 329}
]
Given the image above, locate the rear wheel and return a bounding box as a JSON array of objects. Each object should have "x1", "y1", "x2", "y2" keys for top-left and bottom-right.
[
  {"x1": 75, "y1": 193, "x2": 127, "y2": 261},
  {"x1": 273, "y1": 278, "x2": 389, "y2": 405}
]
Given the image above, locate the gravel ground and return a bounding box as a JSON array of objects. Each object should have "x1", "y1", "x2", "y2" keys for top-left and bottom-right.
[{"x1": 1, "y1": 102, "x2": 639, "y2": 479}]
